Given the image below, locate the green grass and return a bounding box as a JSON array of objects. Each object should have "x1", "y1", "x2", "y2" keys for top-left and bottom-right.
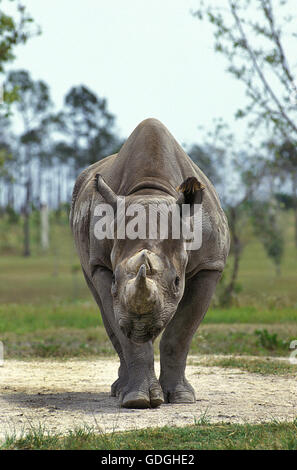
[
  {"x1": 206, "y1": 306, "x2": 297, "y2": 323},
  {"x1": 1, "y1": 210, "x2": 296, "y2": 451},
  {"x1": 196, "y1": 356, "x2": 297, "y2": 376},
  {"x1": 1, "y1": 327, "x2": 114, "y2": 358},
  {"x1": 0, "y1": 209, "x2": 296, "y2": 358},
  {"x1": 0, "y1": 211, "x2": 296, "y2": 451},
  {"x1": 0, "y1": 300, "x2": 101, "y2": 333},
  {"x1": 2, "y1": 422, "x2": 297, "y2": 450},
  {"x1": 0, "y1": 301, "x2": 296, "y2": 335},
  {"x1": 2, "y1": 323, "x2": 296, "y2": 358},
  {"x1": 234, "y1": 209, "x2": 297, "y2": 307},
  {"x1": 0, "y1": 209, "x2": 297, "y2": 307},
  {"x1": 189, "y1": 324, "x2": 297, "y2": 357}
]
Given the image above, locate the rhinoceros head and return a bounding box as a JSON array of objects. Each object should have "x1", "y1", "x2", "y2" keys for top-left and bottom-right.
[
  {"x1": 95, "y1": 174, "x2": 202, "y2": 344},
  {"x1": 111, "y1": 246, "x2": 187, "y2": 343}
]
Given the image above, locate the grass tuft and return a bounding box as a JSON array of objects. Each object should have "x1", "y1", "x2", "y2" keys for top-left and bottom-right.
[{"x1": 1, "y1": 422, "x2": 297, "y2": 450}]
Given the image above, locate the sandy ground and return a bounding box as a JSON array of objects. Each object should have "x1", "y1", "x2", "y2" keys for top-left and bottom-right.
[{"x1": 0, "y1": 356, "x2": 296, "y2": 440}]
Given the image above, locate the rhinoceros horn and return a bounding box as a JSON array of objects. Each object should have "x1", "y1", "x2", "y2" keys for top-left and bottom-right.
[
  {"x1": 135, "y1": 263, "x2": 147, "y2": 287},
  {"x1": 95, "y1": 173, "x2": 118, "y2": 210},
  {"x1": 126, "y1": 264, "x2": 159, "y2": 314}
]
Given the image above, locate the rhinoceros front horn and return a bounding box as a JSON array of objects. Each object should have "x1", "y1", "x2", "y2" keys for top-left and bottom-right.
[
  {"x1": 95, "y1": 173, "x2": 118, "y2": 210},
  {"x1": 135, "y1": 264, "x2": 147, "y2": 287},
  {"x1": 125, "y1": 263, "x2": 159, "y2": 314}
]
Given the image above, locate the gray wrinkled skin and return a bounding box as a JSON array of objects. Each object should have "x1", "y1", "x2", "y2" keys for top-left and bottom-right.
[{"x1": 70, "y1": 118, "x2": 230, "y2": 408}]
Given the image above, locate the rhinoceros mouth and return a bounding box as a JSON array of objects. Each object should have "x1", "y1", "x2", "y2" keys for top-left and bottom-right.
[
  {"x1": 128, "y1": 331, "x2": 159, "y2": 344},
  {"x1": 119, "y1": 317, "x2": 163, "y2": 344}
]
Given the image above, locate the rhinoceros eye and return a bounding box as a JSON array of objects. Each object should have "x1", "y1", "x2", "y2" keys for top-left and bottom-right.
[
  {"x1": 174, "y1": 276, "x2": 180, "y2": 287},
  {"x1": 111, "y1": 273, "x2": 117, "y2": 296}
]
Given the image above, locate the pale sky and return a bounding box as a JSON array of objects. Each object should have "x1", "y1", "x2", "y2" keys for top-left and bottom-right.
[{"x1": 7, "y1": 0, "x2": 248, "y2": 146}]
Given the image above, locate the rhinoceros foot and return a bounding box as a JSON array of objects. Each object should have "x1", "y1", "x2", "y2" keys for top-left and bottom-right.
[
  {"x1": 120, "y1": 381, "x2": 164, "y2": 409},
  {"x1": 161, "y1": 379, "x2": 196, "y2": 404}
]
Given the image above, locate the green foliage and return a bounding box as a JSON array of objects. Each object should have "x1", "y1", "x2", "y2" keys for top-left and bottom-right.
[
  {"x1": 58, "y1": 85, "x2": 121, "y2": 170},
  {"x1": 187, "y1": 143, "x2": 223, "y2": 186},
  {"x1": 0, "y1": 0, "x2": 38, "y2": 107},
  {"x1": 194, "y1": 0, "x2": 297, "y2": 140},
  {"x1": 5, "y1": 204, "x2": 19, "y2": 223},
  {"x1": 5, "y1": 69, "x2": 52, "y2": 119},
  {"x1": 275, "y1": 192, "x2": 295, "y2": 210},
  {"x1": 254, "y1": 328, "x2": 288, "y2": 350}
]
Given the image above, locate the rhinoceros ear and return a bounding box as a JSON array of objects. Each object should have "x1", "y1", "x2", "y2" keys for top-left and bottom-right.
[
  {"x1": 95, "y1": 173, "x2": 118, "y2": 210},
  {"x1": 176, "y1": 177, "x2": 205, "y2": 206}
]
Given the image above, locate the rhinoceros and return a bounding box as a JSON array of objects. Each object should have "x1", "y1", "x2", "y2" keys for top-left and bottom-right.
[{"x1": 70, "y1": 118, "x2": 229, "y2": 409}]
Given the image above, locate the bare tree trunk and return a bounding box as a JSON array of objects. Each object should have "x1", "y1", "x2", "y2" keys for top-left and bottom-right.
[
  {"x1": 222, "y1": 206, "x2": 242, "y2": 305},
  {"x1": 37, "y1": 160, "x2": 43, "y2": 209},
  {"x1": 40, "y1": 203, "x2": 49, "y2": 250},
  {"x1": 7, "y1": 180, "x2": 14, "y2": 209},
  {"x1": 23, "y1": 178, "x2": 31, "y2": 257},
  {"x1": 58, "y1": 167, "x2": 61, "y2": 209}
]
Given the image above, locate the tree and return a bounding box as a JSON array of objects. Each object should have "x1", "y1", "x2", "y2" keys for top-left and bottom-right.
[
  {"x1": 194, "y1": 0, "x2": 297, "y2": 141},
  {"x1": 0, "y1": 114, "x2": 11, "y2": 174},
  {"x1": 5, "y1": 70, "x2": 52, "y2": 256},
  {"x1": 251, "y1": 198, "x2": 284, "y2": 275},
  {"x1": 197, "y1": 120, "x2": 284, "y2": 305},
  {"x1": 0, "y1": 0, "x2": 38, "y2": 106},
  {"x1": 0, "y1": 1, "x2": 37, "y2": 209},
  {"x1": 0, "y1": 114, "x2": 21, "y2": 211},
  {"x1": 275, "y1": 140, "x2": 297, "y2": 247},
  {"x1": 59, "y1": 85, "x2": 121, "y2": 173},
  {"x1": 187, "y1": 143, "x2": 223, "y2": 186}
]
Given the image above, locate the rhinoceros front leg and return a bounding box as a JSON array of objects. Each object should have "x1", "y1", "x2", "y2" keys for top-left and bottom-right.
[
  {"x1": 82, "y1": 268, "x2": 128, "y2": 397},
  {"x1": 118, "y1": 339, "x2": 163, "y2": 408},
  {"x1": 90, "y1": 267, "x2": 163, "y2": 408},
  {"x1": 159, "y1": 269, "x2": 221, "y2": 403}
]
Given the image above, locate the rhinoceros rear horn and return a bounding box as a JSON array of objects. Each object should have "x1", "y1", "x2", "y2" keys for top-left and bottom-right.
[{"x1": 95, "y1": 173, "x2": 118, "y2": 210}]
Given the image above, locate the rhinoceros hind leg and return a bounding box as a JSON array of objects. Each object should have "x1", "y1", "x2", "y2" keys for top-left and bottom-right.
[{"x1": 111, "y1": 364, "x2": 129, "y2": 397}]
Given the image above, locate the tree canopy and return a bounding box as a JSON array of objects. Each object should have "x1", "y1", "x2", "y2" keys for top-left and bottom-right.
[{"x1": 194, "y1": 0, "x2": 297, "y2": 142}]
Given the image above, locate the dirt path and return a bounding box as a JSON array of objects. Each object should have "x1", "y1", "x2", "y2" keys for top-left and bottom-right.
[{"x1": 0, "y1": 357, "x2": 296, "y2": 440}]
